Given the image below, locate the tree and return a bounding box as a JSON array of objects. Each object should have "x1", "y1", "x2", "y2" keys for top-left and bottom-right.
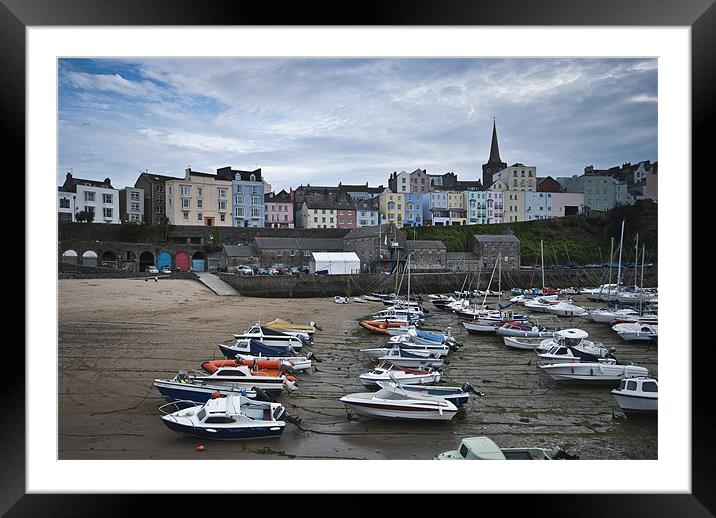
[{"x1": 75, "y1": 210, "x2": 94, "y2": 223}]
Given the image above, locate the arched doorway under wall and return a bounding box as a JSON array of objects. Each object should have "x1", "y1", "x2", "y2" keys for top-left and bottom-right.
[
  {"x1": 138, "y1": 251, "x2": 154, "y2": 272},
  {"x1": 101, "y1": 251, "x2": 118, "y2": 268},
  {"x1": 157, "y1": 251, "x2": 172, "y2": 271},
  {"x1": 82, "y1": 250, "x2": 98, "y2": 267},
  {"x1": 191, "y1": 251, "x2": 206, "y2": 272},
  {"x1": 62, "y1": 250, "x2": 78, "y2": 264},
  {"x1": 123, "y1": 251, "x2": 137, "y2": 271},
  {"x1": 175, "y1": 251, "x2": 190, "y2": 272}
]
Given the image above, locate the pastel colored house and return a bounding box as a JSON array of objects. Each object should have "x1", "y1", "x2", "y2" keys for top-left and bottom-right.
[
  {"x1": 379, "y1": 190, "x2": 405, "y2": 228},
  {"x1": 403, "y1": 192, "x2": 424, "y2": 227},
  {"x1": 165, "y1": 168, "x2": 233, "y2": 226},
  {"x1": 421, "y1": 191, "x2": 449, "y2": 226},
  {"x1": 264, "y1": 190, "x2": 294, "y2": 228},
  {"x1": 215, "y1": 167, "x2": 265, "y2": 228},
  {"x1": 58, "y1": 172, "x2": 120, "y2": 224}
]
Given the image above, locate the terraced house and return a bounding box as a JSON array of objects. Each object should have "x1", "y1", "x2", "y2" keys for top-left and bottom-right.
[
  {"x1": 214, "y1": 166, "x2": 265, "y2": 228},
  {"x1": 379, "y1": 190, "x2": 405, "y2": 228},
  {"x1": 264, "y1": 190, "x2": 294, "y2": 228},
  {"x1": 165, "y1": 168, "x2": 232, "y2": 226},
  {"x1": 58, "y1": 172, "x2": 120, "y2": 224}
]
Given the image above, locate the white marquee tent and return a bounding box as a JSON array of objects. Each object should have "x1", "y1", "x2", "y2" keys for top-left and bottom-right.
[{"x1": 309, "y1": 252, "x2": 361, "y2": 275}]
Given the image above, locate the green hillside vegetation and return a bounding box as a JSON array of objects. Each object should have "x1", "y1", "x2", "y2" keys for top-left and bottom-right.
[{"x1": 405, "y1": 199, "x2": 657, "y2": 265}]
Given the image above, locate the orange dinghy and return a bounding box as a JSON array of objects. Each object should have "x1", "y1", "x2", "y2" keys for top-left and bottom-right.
[
  {"x1": 359, "y1": 320, "x2": 406, "y2": 334},
  {"x1": 201, "y1": 359, "x2": 297, "y2": 382}
]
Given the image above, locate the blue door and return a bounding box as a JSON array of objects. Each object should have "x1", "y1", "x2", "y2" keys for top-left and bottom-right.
[
  {"x1": 157, "y1": 251, "x2": 172, "y2": 270},
  {"x1": 192, "y1": 259, "x2": 206, "y2": 272}
]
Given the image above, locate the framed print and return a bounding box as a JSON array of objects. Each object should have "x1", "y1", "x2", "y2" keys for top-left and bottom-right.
[{"x1": 7, "y1": 0, "x2": 711, "y2": 514}]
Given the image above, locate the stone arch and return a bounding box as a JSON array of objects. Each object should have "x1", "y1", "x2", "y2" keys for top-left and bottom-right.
[
  {"x1": 175, "y1": 251, "x2": 190, "y2": 272},
  {"x1": 81, "y1": 250, "x2": 98, "y2": 267},
  {"x1": 101, "y1": 250, "x2": 118, "y2": 268},
  {"x1": 191, "y1": 251, "x2": 206, "y2": 272},
  {"x1": 122, "y1": 250, "x2": 137, "y2": 271},
  {"x1": 139, "y1": 251, "x2": 154, "y2": 272},
  {"x1": 62, "y1": 249, "x2": 78, "y2": 264}
]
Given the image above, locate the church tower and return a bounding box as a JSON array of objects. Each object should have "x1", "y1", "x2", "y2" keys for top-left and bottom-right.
[{"x1": 482, "y1": 119, "x2": 507, "y2": 188}]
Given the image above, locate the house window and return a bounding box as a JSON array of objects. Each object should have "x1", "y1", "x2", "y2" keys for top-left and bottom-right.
[
  {"x1": 218, "y1": 188, "x2": 227, "y2": 198},
  {"x1": 130, "y1": 191, "x2": 140, "y2": 200},
  {"x1": 252, "y1": 186, "x2": 259, "y2": 194},
  {"x1": 131, "y1": 202, "x2": 140, "y2": 211},
  {"x1": 197, "y1": 212, "x2": 203, "y2": 220},
  {"x1": 85, "y1": 206, "x2": 95, "y2": 214},
  {"x1": 236, "y1": 207, "x2": 244, "y2": 217},
  {"x1": 304, "y1": 250, "x2": 311, "y2": 257},
  {"x1": 103, "y1": 208, "x2": 113, "y2": 219},
  {"x1": 181, "y1": 198, "x2": 190, "y2": 208},
  {"x1": 220, "y1": 213, "x2": 225, "y2": 222},
  {"x1": 236, "y1": 185, "x2": 242, "y2": 194},
  {"x1": 290, "y1": 250, "x2": 296, "y2": 256},
  {"x1": 59, "y1": 198, "x2": 70, "y2": 208},
  {"x1": 197, "y1": 199, "x2": 203, "y2": 208},
  {"x1": 218, "y1": 200, "x2": 227, "y2": 210},
  {"x1": 180, "y1": 185, "x2": 191, "y2": 196},
  {"x1": 252, "y1": 196, "x2": 261, "y2": 206},
  {"x1": 197, "y1": 187, "x2": 203, "y2": 196},
  {"x1": 84, "y1": 191, "x2": 95, "y2": 202}
]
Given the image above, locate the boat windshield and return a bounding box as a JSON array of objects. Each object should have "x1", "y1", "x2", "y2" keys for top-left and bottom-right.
[{"x1": 197, "y1": 408, "x2": 207, "y2": 421}]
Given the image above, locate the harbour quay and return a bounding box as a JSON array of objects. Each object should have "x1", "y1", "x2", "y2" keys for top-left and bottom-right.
[{"x1": 58, "y1": 278, "x2": 656, "y2": 460}]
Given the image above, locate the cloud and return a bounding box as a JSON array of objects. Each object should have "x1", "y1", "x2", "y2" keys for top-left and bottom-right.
[{"x1": 57, "y1": 58, "x2": 657, "y2": 192}]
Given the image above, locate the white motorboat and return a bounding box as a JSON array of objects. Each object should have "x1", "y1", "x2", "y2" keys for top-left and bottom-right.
[
  {"x1": 386, "y1": 335, "x2": 451, "y2": 356},
  {"x1": 539, "y1": 360, "x2": 650, "y2": 384},
  {"x1": 375, "y1": 380, "x2": 480, "y2": 408},
  {"x1": 537, "y1": 342, "x2": 616, "y2": 363},
  {"x1": 611, "y1": 377, "x2": 658, "y2": 416},
  {"x1": 340, "y1": 382, "x2": 458, "y2": 421},
  {"x1": 612, "y1": 323, "x2": 658, "y2": 342},
  {"x1": 352, "y1": 297, "x2": 367, "y2": 303},
  {"x1": 463, "y1": 320, "x2": 501, "y2": 334},
  {"x1": 583, "y1": 284, "x2": 620, "y2": 301},
  {"x1": 233, "y1": 325, "x2": 307, "y2": 349},
  {"x1": 435, "y1": 436, "x2": 578, "y2": 460},
  {"x1": 153, "y1": 372, "x2": 259, "y2": 405},
  {"x1": 334, "y1": 296, "x2": 348, "y2": 304},
  {"x1": 496, "y1": 320, "x2": 556, "y2": 338},
  {"x1": 524, "y1": 297, "x2": 561, "y2": 313},
  {"x1": 545, "y1": 301, "x2": 587, "y2": 317},
  {"x1": 159, "y1": 395, "x2": 286, "y2": 440},
  {"x1": 503, "y1": 336, "x2": 547, "y2": 351},
  {"x1": 376, "y1": 345, "x2": 444, "y2": 369},
  {"x1": 582, "y1": 307, "x2": 638, "y2": 323},
  {"x1": 359, "y1": 361, "x2": 441, "y2": 388}
]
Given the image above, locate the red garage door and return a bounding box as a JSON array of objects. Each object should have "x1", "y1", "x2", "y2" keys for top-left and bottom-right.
[{"x1": 175, "y1": 251, "x2": 190, "y2": 272}]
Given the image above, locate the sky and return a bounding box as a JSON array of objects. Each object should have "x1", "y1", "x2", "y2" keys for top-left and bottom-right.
[{"x1": 58, "y1": 58, "x2": 657, "y2": 192}]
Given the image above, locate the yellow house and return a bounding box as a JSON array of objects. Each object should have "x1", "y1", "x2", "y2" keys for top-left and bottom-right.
[
  {"x1": 165, "y1": 168, "x2": 233, "y2": 226},
  {"x1": 379, "y1": 190, "x2": 405, "y2": 228},
  {"x1": 446, "y1": 190, "x2": 467, "y2": 225},
  {"x1": 503, "y1": 190, "x2": 526, "y2": 222}
]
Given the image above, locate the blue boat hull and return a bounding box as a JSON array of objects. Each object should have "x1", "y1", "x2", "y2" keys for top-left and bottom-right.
[{"x1": 154, "y1": 383, "x2": 256, "y2": 405}]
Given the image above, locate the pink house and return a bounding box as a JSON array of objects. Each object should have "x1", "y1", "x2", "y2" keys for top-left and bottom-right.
[{"x1": 264, "y1": 190, "x2": 294, "y2": 228}]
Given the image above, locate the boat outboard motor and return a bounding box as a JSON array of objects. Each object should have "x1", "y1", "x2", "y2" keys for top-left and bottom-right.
[
  {"x1": 461, "y1": 382, "x2": 485, "y2": 397},
  {"x1": 305, "y1": 351, "x2": 322, "y2": 363},
  {"x1": 551, "y1": 446, "x2": 579, "y2": 460},
  {"x1": 283, "y1": 411, "x2": 302, "y2": 425},
  {"x1": 310, "y1": 321, "x2": 322, "y2": 331},
  {"x1": 252, "y1": 387, "x2": 276, "y2": 403},
  {"x1": 297, "y1": 334, "x2": 311, "y2": 347}
]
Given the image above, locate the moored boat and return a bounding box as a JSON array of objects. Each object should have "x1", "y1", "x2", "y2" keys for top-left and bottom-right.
[
  {"x1": 611, "y1": 376, "x2": 658, "y2": 416},
  {"x1": 435, "y1": 436, "x2": 578, "y2": 460},
  {"x1": 359, "y1": 361, "x2": 441, "y2": 388},
  {"x1": 340, "y1": 382, "x2": 458, "y2": 421},
  {"x1": 153, "y1": 372, "x2": 259, "y2": 404},
  {"x1": 539, "y1": 360, "x2": 650, "y2": 384},
  {"x1": 159, "y1": 395, "x2": 286, "y2": 440}
]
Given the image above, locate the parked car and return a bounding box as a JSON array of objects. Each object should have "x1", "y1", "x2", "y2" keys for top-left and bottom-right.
[
  {"x1": 267, "y1": 267, "x2": 279, "y2": 275},
  {"x1": 300, "y1": 266, "x2": 310, "y2": 274},
  {"x1": 147, "y1": 265, "x2": 159, "y2": 274},
  {"x1": 257, "y1": 268, "x2": 268, "y2": 275},
  {"x1": 235, "y1": 265, "x2": 254, "y2": 275},
  {"x1": 160, "y1": 266, "x2": 172, "y2": 274},
  {"x1": 290, "y1": 267, "x2": 301, "y2": 276}
]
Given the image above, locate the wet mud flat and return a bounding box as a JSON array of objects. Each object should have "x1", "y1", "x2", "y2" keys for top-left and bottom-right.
[{"x1": 58, "y1": 279, "x2": 657, "y2": 460}]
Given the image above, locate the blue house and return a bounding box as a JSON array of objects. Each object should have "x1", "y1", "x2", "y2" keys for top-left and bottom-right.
[
  {"x1": 403, "y1": 192, "x2": 424, "y2": 227},
  {"x1": 216, "y1": 166, "x2": 265, "y2": 228}
]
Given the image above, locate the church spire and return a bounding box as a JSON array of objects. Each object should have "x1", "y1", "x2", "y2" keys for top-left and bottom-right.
[{"x1": 488, "y1": 118, "x2": 502, "y2": 164}]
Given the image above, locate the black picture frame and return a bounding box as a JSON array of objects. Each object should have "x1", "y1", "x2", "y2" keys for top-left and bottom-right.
[{"x1": 7, "y1": 0, "x2": 708, "y2": 515}]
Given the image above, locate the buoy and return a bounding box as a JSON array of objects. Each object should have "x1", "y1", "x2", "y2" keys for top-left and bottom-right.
[
  {"x1": 196, "y1": 444, "x2": 205, "y2": 452},
  {"x1": 211, "y1": 391, "x2": 221, "y2": 399}
]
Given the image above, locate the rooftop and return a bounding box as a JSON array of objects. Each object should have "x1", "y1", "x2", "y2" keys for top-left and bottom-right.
[
  {"x1": 254, "y1": 237, "x2": 344, "y2": 251},
  {"x1": 473, "y1": 234, "x2": 520, "y2": 243}
]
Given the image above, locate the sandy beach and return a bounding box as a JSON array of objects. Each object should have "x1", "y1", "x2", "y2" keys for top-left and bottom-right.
[{"x1": 58, "y1": 277, "x2": 657, "y2": 460}]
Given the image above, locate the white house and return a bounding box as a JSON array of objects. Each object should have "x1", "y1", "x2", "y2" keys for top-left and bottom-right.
[{"x1": 58, "y1": 172, "x2": 120, "y2": 224}]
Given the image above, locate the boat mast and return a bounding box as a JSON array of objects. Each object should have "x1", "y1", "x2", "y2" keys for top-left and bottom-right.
[
  {"x1": 639, "y1": 243, "x2": 646, "y2": 315},
  {"x1": 616, "y1": 219, "x2": 625, "y2": 289},
  {"x1": 482, "y1": 254, "x2": 499, "y2": 309},
  {"x1": 633, "y1": 233, "x2": 639, "y2": 288},
  {"x1": 406, "y1": 253, "x2": 411, "y2": 305},
  {"x1": 540, "y1": 240, "x2": 545, "y2": 291},
  {"x1": 607, "y1": 237, "x2": 614, "y2": 303}
]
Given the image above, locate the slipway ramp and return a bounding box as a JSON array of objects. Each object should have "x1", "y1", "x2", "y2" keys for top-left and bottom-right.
[{"x1": 195, "y1": 272, "x2": 240, "y2": 296}]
